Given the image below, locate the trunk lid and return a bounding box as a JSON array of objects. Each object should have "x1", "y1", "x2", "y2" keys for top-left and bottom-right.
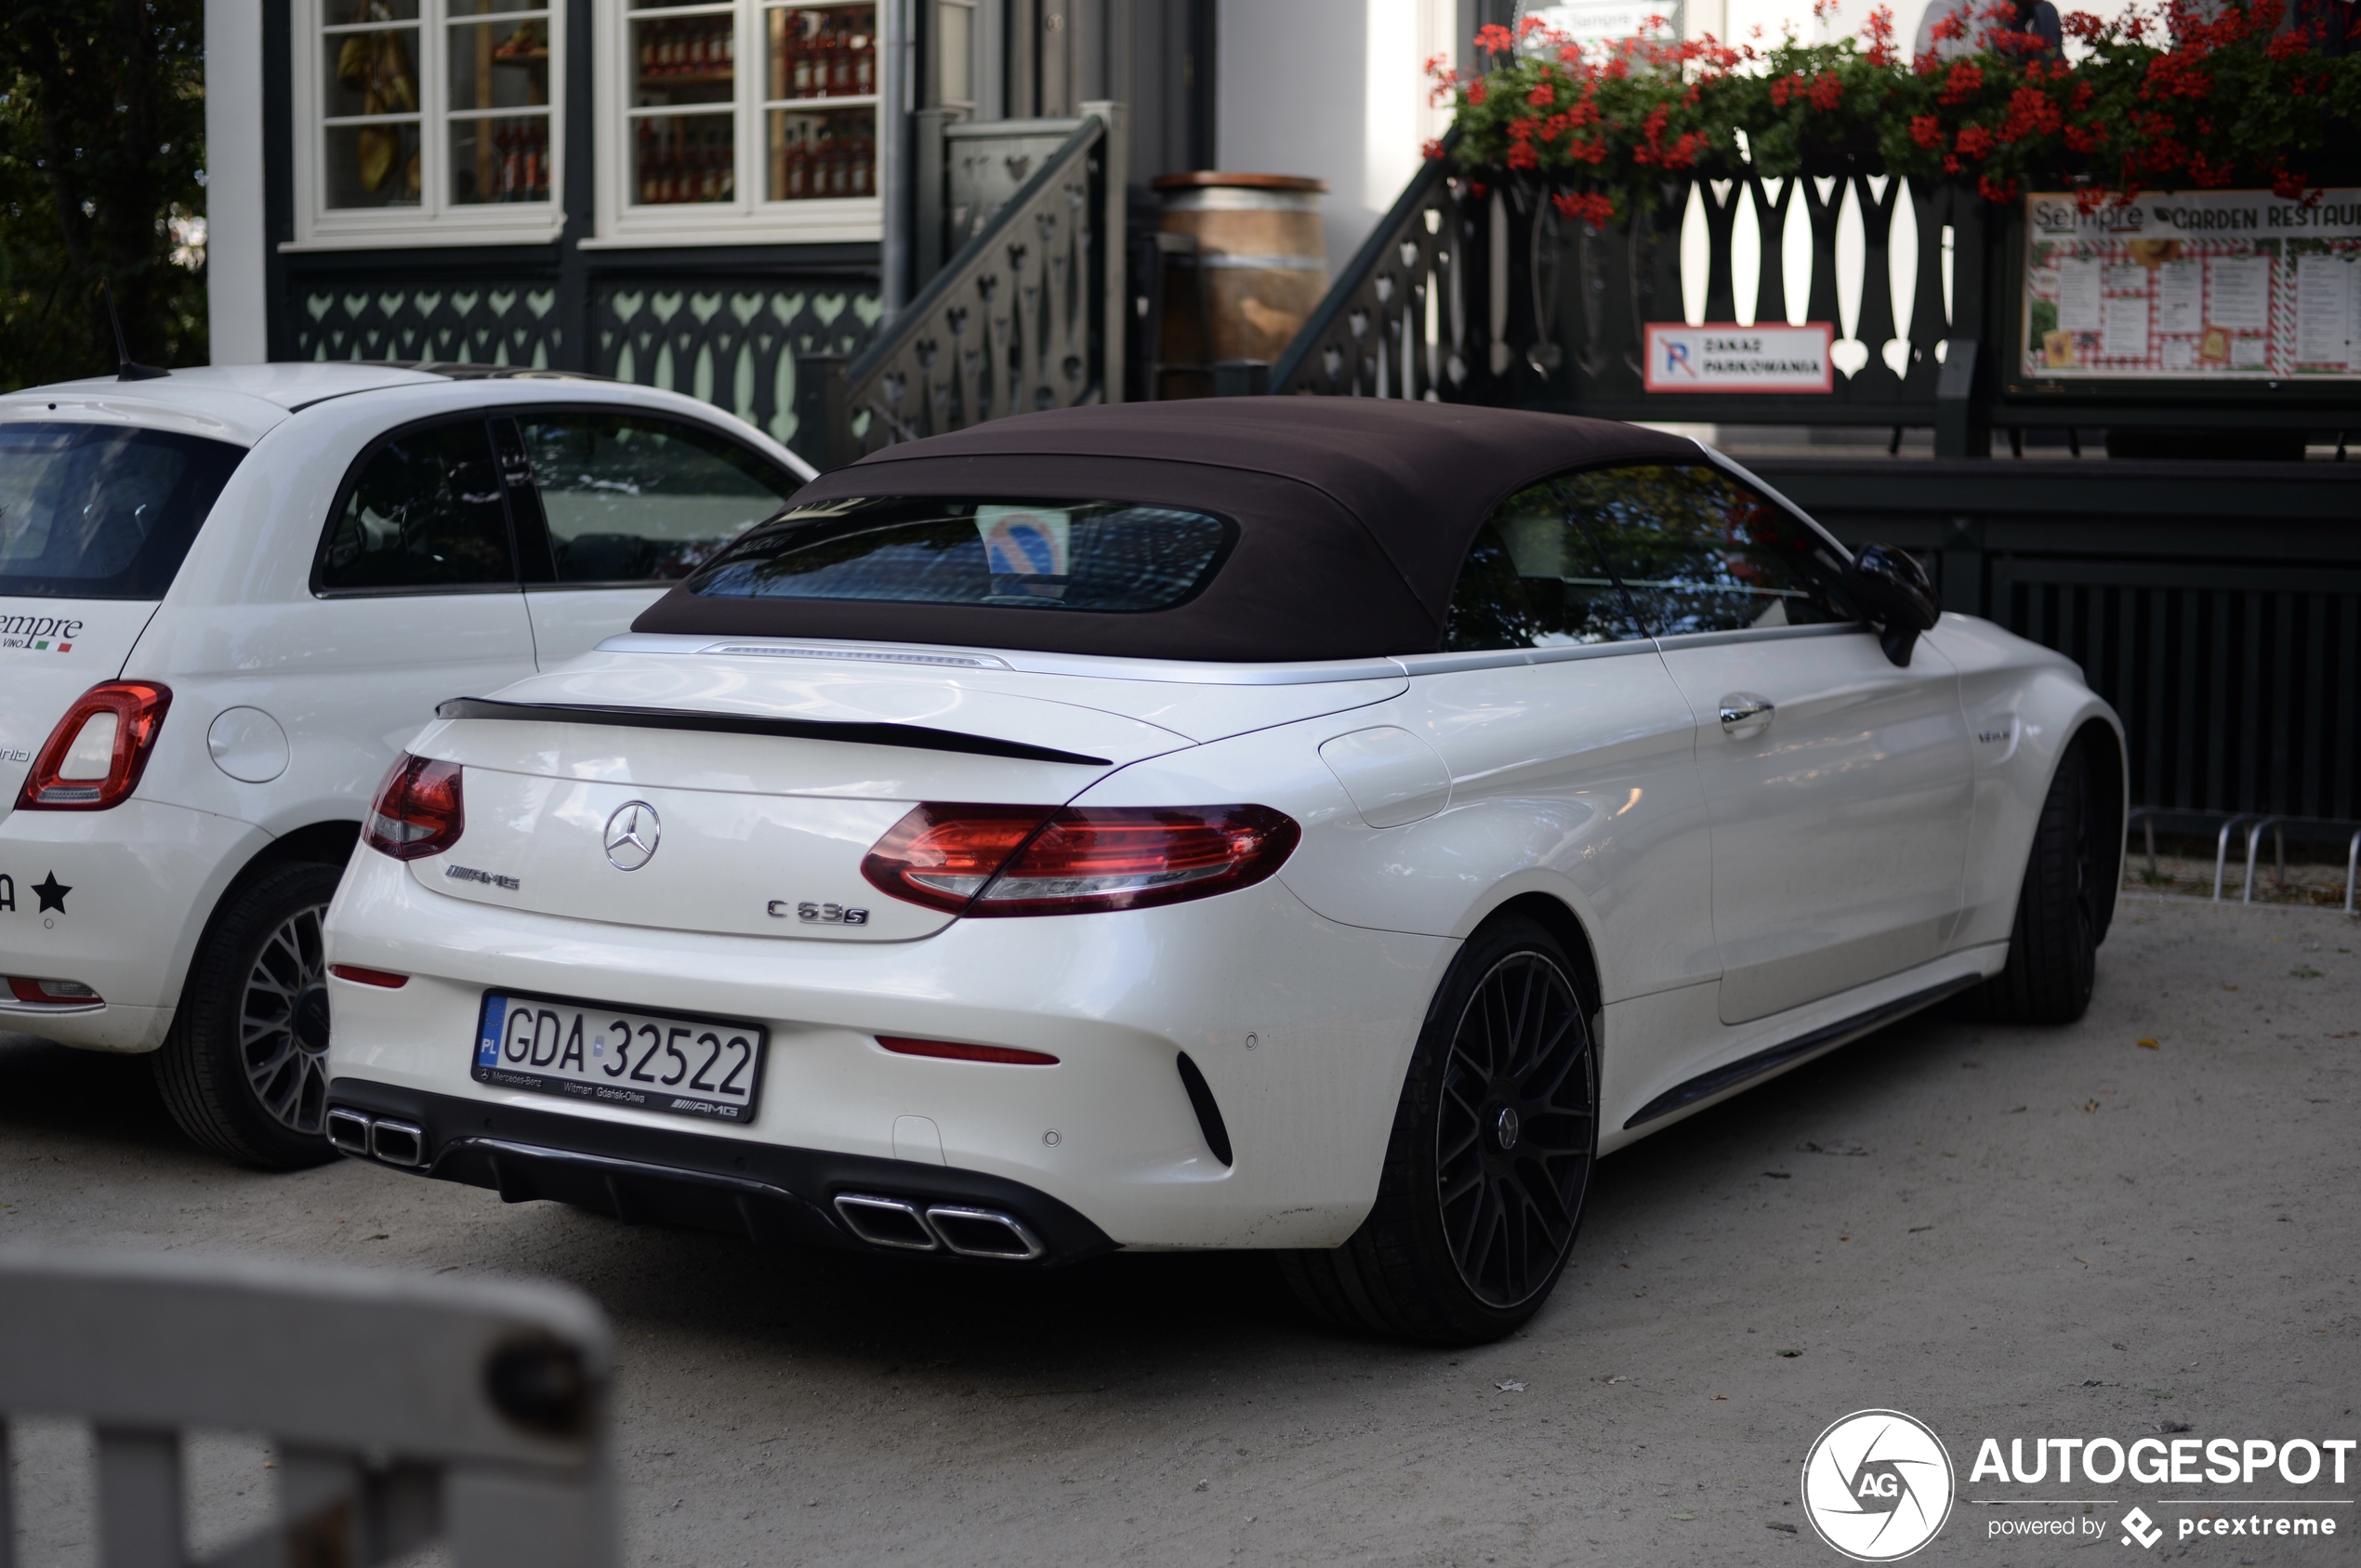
[
  {"x1": 401, "y1": 646, "x2": 1404, "y2": 942},
  {"x1": 0, "y1": 599, "x2": 161, "y2": 814}
]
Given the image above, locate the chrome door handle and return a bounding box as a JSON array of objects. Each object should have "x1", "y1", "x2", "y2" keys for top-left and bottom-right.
[{"x1": 1719, "y1": 693, "x2": 1774, "y2": 738}]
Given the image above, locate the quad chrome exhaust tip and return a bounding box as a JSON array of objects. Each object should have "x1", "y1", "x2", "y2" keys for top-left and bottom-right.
[
  {"x1": 832, "y1": 1193, "x2": 1045, "y2": 1261},
  {"x1": 325, "y1": 1107, "x2": 372, "y2": 1157},
  {"x1": 324, "y1": 1107, "x2": 429, "y2": 1169}
]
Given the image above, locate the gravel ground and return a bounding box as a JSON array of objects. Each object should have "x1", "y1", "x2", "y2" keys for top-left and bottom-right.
[{"x1": 2, "y1": 894, "x2": 2354, "y2": 1566}]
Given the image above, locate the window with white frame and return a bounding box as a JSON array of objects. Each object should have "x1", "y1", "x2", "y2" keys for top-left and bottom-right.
[
  {"x1": 595, "y1": 0, "x2": 882, "y2": 244},
  {"x1": 300, "y1": 0, "x2": 564, "y2": 244}
]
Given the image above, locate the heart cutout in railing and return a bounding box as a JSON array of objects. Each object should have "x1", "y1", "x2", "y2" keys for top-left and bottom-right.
[{"x1": 1830, "y1": 338, "x2": 1870, "y2": 378}]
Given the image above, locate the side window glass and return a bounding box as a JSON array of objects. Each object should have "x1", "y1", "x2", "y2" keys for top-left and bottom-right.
[
  {"x1": 516, "y1": 414, "x2": 801, "y2": 584},
  {"x1": 1566, "y1": 463, "x2": 1856, "y2": 637},
  {"x1": 320, "y1": 420, "x2": 516, "y2": 590},
  {"x1": 1442, "y1": 480, "x2": 1646, "y2": 652}
]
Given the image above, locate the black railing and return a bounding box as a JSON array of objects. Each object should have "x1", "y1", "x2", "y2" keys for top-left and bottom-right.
[
  {"x1": 1274, "y1": 161, "x2": 1990, "y2": 444},
  {"x1": 814, "y1": 111, "x2": 1124, "y2": 466},
  {"x1": 1274, "y1": 156, "x2": 2361, "y2": 454}
]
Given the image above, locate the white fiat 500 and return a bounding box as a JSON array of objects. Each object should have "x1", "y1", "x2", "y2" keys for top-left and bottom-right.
[
  {"x1": 323, "y1": 401, "x2": 2122, "y2": 1342},
  {"x1": 0, "y1": 362, "x2": 811, "y2": 1167}
]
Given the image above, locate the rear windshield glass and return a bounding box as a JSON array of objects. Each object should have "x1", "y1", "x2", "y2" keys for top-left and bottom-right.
[
  {"x1": 682, "y1": 496, "x2": 1235, "y2": 613},
  {"x1": 0, "y1": 422, "x2": 247, "y2": 600}
]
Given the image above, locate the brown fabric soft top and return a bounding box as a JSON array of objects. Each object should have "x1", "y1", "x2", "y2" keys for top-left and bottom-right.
[{"x1": 632, "y1": 399, "x2": 1698, "y2": 663}]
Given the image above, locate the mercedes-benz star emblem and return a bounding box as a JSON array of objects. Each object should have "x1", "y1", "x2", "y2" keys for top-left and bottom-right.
[{"x1": 602, "y1": 801, "x2": 661, "y2": 871}]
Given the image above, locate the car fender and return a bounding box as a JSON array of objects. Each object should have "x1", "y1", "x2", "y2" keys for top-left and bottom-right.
[
  {"x1": 1073, "y1": 708, "x2": 1663, "y2": 1009},
  {"x1": 1935, "y1": 615, "x2": 2126, "y2": 950}
]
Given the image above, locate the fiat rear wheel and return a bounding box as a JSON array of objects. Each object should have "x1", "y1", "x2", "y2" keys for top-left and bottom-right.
[
  {"x1": 1279, "y1": 915, "x2": 1599, "y2": 1344},
  {"x1": 153, "y1": 862, "x2": 344, "y2": 1170}
]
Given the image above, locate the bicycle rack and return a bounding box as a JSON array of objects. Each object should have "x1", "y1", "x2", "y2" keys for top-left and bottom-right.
[
  {"x1": 2211, "y1": 814, "x2": 2257, "y2": 903},
  {"x1": 2241, "y1": 817, "x2": 2287, "y2": 906}
]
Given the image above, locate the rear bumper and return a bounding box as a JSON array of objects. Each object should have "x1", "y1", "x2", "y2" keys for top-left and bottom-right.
[
  {"x1": 324, "y1": 848, "x2": 1456, "y2": 1249},
  {"x1": 0, "y1": 800, "x2": 263, "y2": 1052},
  {"x1": 326, "y1": 1077, "x2": 1119, "y2": 1265}
]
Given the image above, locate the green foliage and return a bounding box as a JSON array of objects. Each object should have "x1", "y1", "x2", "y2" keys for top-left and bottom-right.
[
  {"x1": 0, "y1": 0, "x2": 208, "y2": 391},
  {"x1": 1438, "y1": 2, "x2": 2361, "y2": 222}
]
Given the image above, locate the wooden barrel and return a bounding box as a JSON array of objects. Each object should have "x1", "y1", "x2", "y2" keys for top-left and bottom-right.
[{"x1": 1153, "y1": 172, "x2": 1329, "y2": 370}]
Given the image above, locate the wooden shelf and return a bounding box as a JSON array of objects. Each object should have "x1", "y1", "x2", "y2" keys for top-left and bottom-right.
[{"x1": 636, "y1": 70, "x2": 735, "y2": 86}]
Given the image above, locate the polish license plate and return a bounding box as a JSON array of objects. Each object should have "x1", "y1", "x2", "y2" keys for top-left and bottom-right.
[{"x1": 472, "y1": 991, "x2": 767, "y2": 1124}]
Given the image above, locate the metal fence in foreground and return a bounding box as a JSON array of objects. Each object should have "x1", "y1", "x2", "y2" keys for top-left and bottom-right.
[{"x1": 0, "y1": 1250, "x2": 613, "y2": 1568}]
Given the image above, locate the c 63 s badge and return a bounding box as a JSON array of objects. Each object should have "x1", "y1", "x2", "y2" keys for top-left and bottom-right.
[{"x1": 771, "y1": 900, "x2": 869, "y2": 926}]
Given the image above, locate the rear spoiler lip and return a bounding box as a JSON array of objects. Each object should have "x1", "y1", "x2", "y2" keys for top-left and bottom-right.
[{"x1": 432, "y1": 698, "x2": 1115, "y2": 768}]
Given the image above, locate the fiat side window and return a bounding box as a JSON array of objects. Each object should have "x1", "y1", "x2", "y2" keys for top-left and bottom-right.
[
  {"x1": 1442, "y1": 478, "x2": 1646, "y2": 651},
  {"x1": 318, "y1": 420, "x2": 517, "y2": 591},
  {"x1": 516, "y1": 414, "x2": 800, "y2": 583},
  {"x1": 1565, "y1": 463, "x2": 1855, "y2": 637}
]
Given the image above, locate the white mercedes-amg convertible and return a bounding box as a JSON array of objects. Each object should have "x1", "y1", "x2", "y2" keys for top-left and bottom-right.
[{"x1": 322, "y1": 400, "x2": 2123, "y2": 1343}]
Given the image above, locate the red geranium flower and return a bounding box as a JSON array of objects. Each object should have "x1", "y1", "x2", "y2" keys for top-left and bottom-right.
[{"x1": 1552, "y1": 191, "x2": 1616, "y2": 227}]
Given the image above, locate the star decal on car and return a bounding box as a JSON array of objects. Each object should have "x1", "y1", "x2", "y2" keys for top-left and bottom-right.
[{"x1": 32, "y1": 872, "x2": 71, "y2": 914}]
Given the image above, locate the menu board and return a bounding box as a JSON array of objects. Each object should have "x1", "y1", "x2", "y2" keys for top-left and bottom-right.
[{"x1": 2021, "y1": 191, "x2": 2361, "y2": 379}]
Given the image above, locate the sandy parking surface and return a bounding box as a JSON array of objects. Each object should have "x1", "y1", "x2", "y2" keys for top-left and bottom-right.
[{"x1": 3, "y1": 895, "x2": 2354, "y2": 1566}]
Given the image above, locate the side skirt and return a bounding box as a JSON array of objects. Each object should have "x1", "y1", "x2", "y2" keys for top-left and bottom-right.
[{"x1": 1619, "y1": 974, "x2": 1981, "y2": 1131}]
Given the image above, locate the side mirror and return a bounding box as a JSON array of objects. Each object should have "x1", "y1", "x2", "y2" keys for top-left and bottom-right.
[{"x1": 1845, "y1": 544, "x2": 1940, "y2": 667}]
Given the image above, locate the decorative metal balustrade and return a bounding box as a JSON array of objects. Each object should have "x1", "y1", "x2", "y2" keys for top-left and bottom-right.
[
  {"x1": 824, "y1": 107, "x2": 1125, "y2": 464},
  {"x1": 293, "y1": 281, "x2": 571, "y2": 368},
  {"x1": 591, "y1": 277, "x2": 881, "y2": 457},
  {"x1": 1272, "y1": 155, "x2": 1991, "y2": 444}
]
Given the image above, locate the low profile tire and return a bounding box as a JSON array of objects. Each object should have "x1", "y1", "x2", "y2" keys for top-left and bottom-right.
[
  {"x1": 152, "y1": 862, "x2": 344, "y2": 1169},
  {"x1": 1279, "y1": 916, "x2": 1599, "y2": 1345},
  {"x1": 1973, "y1": 736, "x2": 2106, "y2": 1025}
]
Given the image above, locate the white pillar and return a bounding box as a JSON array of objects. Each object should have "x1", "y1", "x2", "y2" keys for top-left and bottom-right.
[{"x1": 204, "y1": 0, "x2": 270, "y2": 363}]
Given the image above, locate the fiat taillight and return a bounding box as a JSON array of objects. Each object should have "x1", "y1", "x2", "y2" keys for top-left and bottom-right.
[
  {"x1": 363, "y1": 754, "x2": 466, "y2": 861},
  {"x1": 862, "y1": 803, "x2": 1299, "y2": 917},
  {"x1": 15, "y1": 682, "x2": 172, "y2": 810}
]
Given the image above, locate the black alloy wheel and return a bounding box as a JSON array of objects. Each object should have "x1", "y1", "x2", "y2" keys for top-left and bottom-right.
[
  {"x1": 1435, "y1": 950, "x2": 1595, "y2": 1309},
  {"x1": 1278, "y1": 916, "x2": 1599, "y2": 1344},
  {"x1": 153, "y1": 862, "x2": 347, "y2": 1169},
  {"x1": 238, "y1": 903, "x2": 335, "y2": 1135},
  {"x1": 1972, "y1": 733, "x2": 2111, "y2": 1025}
]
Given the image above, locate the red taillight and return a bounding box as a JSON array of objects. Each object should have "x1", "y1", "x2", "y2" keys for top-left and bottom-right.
[
  {"x1": 7, "y1": 977, "x2": 102, "y2": 1005},
  {"x1": 859, "y1": 804, "x2": 1056, "y2": 914},
  {"x1": 16, "y1": 682, "x2": 172, "y2": 811},
  {"x1": 862, "y1": 803, "x2": 1299, "y2": 917},
  {"x1": 329, "y1": 964, "x2": 410, "y2": 989},
  {"x1": 877, "y1": 1035, "x2": 1059, "y2": 1066},
  {"x1": 363, "y1": 753, "x2": 466, "y2": 861}
]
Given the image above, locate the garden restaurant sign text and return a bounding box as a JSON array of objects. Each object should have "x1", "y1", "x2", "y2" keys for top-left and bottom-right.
[{"x1": 2023, "y1": 190, "x2": 2361, "y2": 380}]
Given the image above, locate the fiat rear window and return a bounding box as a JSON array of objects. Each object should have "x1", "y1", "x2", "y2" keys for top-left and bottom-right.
[
  {"x1": 0, "y1": 422, "x2": 247, "y2": 600},
  {"x1": 681, "y1": 496, "x2": 1235, "y2": 613}
]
